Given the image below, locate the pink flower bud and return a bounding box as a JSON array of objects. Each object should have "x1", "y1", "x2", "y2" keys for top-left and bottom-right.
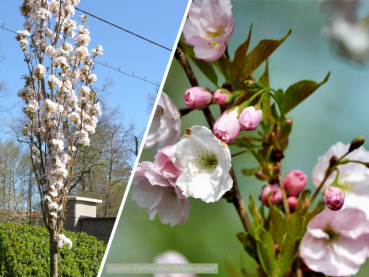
[
  {"x1": 213, "y1": 108, "x2": 241, "y2": 143},
  {"x1": 274, "y1": 244, "x2": 280, "y2": 255},
  {"x1": 184, "y1": 87, "x2": 212, "y2": 109},
  {"x1": 283, "y1": 170, "x2": 308, "y2": 196},
  {"x1": 324, "y1": 186, "x2": 345, "y2": 211},
  {"x1": 287, "y1": 196, "x2": 299, "y2": 211},
  {"x1": 239, "y1": 106, "x2": 262, "y2": 131},
  {"x1": 260, "y1": 185, "x2": 282, "y2": 206},
  {"x1": 213, "y1": 89, "x2": 231, "y2": 105}
]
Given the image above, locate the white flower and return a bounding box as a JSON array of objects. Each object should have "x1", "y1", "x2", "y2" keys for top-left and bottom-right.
[
  {"x1": 48, "y1": 75, "x2": 62, "y2": 89},
  {"x1": 57, "y1": 234, "x2": 72, "y2": 249},
  {"x1": 312, "y1": 142, "x2": 369, "y2": 218},
  {"x1": 144, "y1": 92, "x2": 181, "y2": 156},
  {"x1": 322, "y1": 17, "x2": 369, "y2": 62},
  {"x1": 174, "y1": 126, "x2": 233, "y2": 203},
  {"x1": 33, "y1": 64, "x2": 46, "y2": 79}
]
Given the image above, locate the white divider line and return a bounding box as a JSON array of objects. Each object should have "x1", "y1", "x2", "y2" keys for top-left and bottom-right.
[{"x1": 97, "y1": 1, "x2": 192, "y2": 275}]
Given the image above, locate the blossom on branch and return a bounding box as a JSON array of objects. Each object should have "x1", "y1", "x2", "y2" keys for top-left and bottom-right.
[
  {"x1": 312, "y1": 142, "x2": 369, "y2": 218},
  {"x1": 174, "y1": 126, "x2": 233, "y2": 203},
  {"x1": 213, "y1": 108, "x2": 241, "y2": 144},
  {"x1": 132, "y1": 146, "x2": 191, "y2": 227},
  {"x1": 183, "y1": 0, "x2": 235, "y2": 62},
  {"x1": 144, "y1": 92, "x2": 181, "y2": 156},
  {"x1": 300, "y1": 208, "x2": 369, "y2": 276}
]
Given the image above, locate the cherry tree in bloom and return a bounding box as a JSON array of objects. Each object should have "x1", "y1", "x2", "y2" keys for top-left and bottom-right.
[
  {"x1": 132, "y1": 145, "x2": 191, "y2": 227},
  {"x1": 312, "y1": 142, "x2": 369, "y2": 218},
  {"x1": 144, "y1": 92, "x2": 181, "y2": 156},
  {"x1": 15, "y1": 0, "x2": 102, "y2": 275},
  {"x1": 174, "y1": 126, "x2": 233, "y2": 203},
  {"x1": 183, "y1": 0, "x2": 235, "y2": 62},
  {"x1": 300, "y1": 208, "x2": 369, "y2": 276}
]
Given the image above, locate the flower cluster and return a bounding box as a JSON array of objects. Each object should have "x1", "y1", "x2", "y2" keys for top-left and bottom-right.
[
  {"x1": 57, "y1": 233, "x2": 73, "y2": 250},
  {"x1": 134, "y1": 126, "x2": 233, "y2": 226},
  {"x1": 213, "y1": 106, "x2": 262, "y2": 144},
  {"x1": 16, "y1": 0, "x2": 102, "y2": 249}
]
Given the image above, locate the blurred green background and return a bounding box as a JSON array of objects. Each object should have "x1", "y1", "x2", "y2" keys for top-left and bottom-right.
[{"x1": 101, "y1": 1, "x2": 369, "y2": 276}]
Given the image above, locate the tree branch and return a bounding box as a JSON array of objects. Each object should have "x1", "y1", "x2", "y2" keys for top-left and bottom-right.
[{"x1": 175, "y1": 44, "x2": 250, "y2": 232}]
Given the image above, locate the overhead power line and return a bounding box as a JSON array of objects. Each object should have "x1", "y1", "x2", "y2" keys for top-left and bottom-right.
[
  {"x1": 95, "y1": 58, "x2": 160, "y2": 86},
  {"x1": 0, "y1": 20, "x2": 160, "y2": 86},
  {"x1": 0, "y1": 21, "x2": 18, "y2": 34},
  {"x1": 75, "y1": 7, "x2": 171, "y2": 51}
]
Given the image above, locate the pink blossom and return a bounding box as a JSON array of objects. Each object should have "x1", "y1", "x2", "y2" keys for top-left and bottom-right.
[
  {"x1": 154, "y1": 145, "x2": 182, "y2": 179},
  {"x1": 213, "y1": 108, "x2": 241, "y2": 143},
  {"x1": 239, "y1": 106, "x2": 262, "y2": 131},
  {"x1": 312, "y1": 142, "x2": 369, "y2": 218},
  {"x1": 300, "y1": 208, "x2": 369, "y2": 276},
  {"x1": 324, "y1": 186, "x2": 345, "y2": 211},
  {"x1": 145, "y1": 92, "x2": 181, "y2": 156},
  {"x1": 260, "y1": 185, "x2": 282, "y2": 206},
  {"x1": 283, "y1": 169, "x2": 308, "y2": 196},
  {"x1": 183, "y1": 0, "x2": 234, "y2": 62},
  {"x1": 132, "y1": 162, "x2": 190, "y2": 227},
  {"x1": 154, "y1": 251, "x2": 196, "y2": 277},
  {"x1": 213, "y1": 89, "x2": 230, "y2": 105},
  {"x1": 287, "y1": 196, "x2": 299, "y2": 211},
  {"x1": 184, "y1": 87, "x2": 212, "y2": 109}
]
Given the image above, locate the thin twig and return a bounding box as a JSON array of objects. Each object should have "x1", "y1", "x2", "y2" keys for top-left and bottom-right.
[
  {"x1": 276, "y1": 162, "x2": 290, "y2": 217},
  {"x1": 308, "y1": 168, "x2": 333, "y2": 208}
]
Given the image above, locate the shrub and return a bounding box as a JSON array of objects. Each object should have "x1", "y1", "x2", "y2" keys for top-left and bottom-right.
[{"x1": 0, "y1": 223, "x2": 106, "y2": 276}]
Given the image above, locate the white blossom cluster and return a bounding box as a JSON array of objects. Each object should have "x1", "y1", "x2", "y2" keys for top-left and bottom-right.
[
  {"x1": 16, "y1": 0, "x2": 102, "y2": 249},
  {"x1": 57, "y1": 233, "x2": 73, "y2": 249}
]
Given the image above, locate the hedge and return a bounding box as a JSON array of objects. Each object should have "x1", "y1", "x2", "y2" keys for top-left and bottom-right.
[{"x1": 0, "y1": 223, "x2": 106, "y2": 276}]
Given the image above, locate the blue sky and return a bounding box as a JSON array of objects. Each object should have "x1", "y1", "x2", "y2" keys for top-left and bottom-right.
[{"x1": 0, "y1": 0, "x2": 189, "y2": 135}]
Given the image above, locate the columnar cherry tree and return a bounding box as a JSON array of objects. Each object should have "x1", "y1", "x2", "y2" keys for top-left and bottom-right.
[
  {"x1": 135, "y1": 1, "x2": 369, "y2": 276},
  {"x1": 16, "y1": 0, "x2": 102, "y2": 276}
]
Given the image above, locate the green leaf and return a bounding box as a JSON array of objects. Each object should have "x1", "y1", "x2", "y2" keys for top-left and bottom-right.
[
  {"x1": 240, "y1": 29, "x2": 292, "y2": 84},
  {"x1": 279, "y1": 236, "x2": 298, "y2": 276},
  {"x1": 236, "y1": 232, "x2": 257, "y2": 259},
  {"x1": 212, "y1": 56, "x2": 231, "y2": 80},
  {"x1": 258, "y1": 60, "x2": 269, "y2": 88},
  {"x1": 191, "y1": 57, "x2": 218, "y2": 86},
  {"x1": 241, "y1": 166, "x2": 260, "y2": 177},
  {"x1": 253, "y1": 225, "x2": 276, "y2": 275},
  {"x1": 249, "y1": 195, "x2": 262, "y2": 224},
  {"x1": 300, "y1": 189, "x2": 311, "y2": 202},
  {"x1": 179, "y1": 40, "x2": 219, "y2": 86},
  {"x1": 283, "y1": 72, "x2": 330, "y2": 114},
  {"x1": 231, "y1": 24, "x2": 253, "y2": 83},
  {"x1": 270, "y1": 103, "x2": 279, "y2": 121},
  {"x1": 286, "y1": 213, "x2": 305, "y2": 241},
  {"x1": 268, "y1": 202, "x2": 287, "y2": 248}
]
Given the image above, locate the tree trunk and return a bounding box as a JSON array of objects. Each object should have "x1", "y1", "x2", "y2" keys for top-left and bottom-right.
[
  {"x1": 49, "y1": 228, "x2": 58, "y2": 277},
  {"x1": 28, "y1": 165, "x2": 33, "y2": 225}
]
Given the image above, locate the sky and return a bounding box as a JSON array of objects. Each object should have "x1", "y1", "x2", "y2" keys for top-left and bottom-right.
[{"x1": 0, "y1": 0, "x2": 189, "y2": 136}]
